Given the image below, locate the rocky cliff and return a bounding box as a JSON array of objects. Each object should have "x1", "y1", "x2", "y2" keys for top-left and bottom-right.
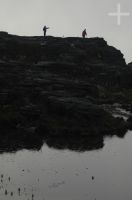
[{"x1": 0, "y1": 31, "x2": 132, "y2": 152}]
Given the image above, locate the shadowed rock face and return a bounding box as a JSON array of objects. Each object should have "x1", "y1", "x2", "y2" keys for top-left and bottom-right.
[
  {"x1": 0, "y1": 32, "x2": 126, "y2": 66},
  {"x1": 0, "y1": 32, "x2": 131, "y2": 153}
]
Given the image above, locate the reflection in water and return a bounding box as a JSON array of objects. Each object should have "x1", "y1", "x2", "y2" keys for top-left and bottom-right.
[
  {"x1": 0, "y1": 132, "x2": 104, "y2": 153},
  {"x1": 0, "y1": 128, "x2": 126, "y2": 154},
  {"x1": 0, "y1": 131, "x2": 131, "y2": 200},
  {"x1": 44, "y1": 136, "x2": 104, "y2": 152},
  {"x1": 0, "y1": 131, "x2": 44, "y2": 153}
]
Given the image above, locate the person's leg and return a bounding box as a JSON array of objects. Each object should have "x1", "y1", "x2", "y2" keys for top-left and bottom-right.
[{"x1": 44, "y1": 30, "x2": 46, "y2": 37}]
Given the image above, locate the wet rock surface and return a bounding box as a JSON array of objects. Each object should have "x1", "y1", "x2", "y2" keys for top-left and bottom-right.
[{"x1": 0, "y1": 32, "x2": 132, "y2": 152}]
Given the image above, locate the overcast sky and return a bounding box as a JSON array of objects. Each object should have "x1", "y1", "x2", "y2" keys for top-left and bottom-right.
[{"x1": 0, "y1": 0, "x2": 131, "y2": 63}]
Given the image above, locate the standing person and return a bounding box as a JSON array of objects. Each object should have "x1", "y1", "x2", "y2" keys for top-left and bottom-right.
[
  {"x1": 43, "y1": 26, "x2": 49, "y2": 37},
  {"x1": 82, "y1": 29, "x2": 87, "y2": 38}
]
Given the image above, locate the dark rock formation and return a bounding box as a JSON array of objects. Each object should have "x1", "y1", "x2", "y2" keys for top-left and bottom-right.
[
  {"x1": 127, "y1": 116, "x2": 132, "y2": 130},
  {"x1": 0, "y1": 32, "x2": 131, "y2": 152}
]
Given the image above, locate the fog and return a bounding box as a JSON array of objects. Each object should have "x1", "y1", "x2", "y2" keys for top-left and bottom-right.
[{"x1": 0, "y1": 0, "x2": 131, "y2": 62}]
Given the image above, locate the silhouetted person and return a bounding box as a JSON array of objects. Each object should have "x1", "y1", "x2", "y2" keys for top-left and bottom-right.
[
  {"x1": 82, "y1": 29, "x2": 87, "y2": 38},
  {"x1": 43, "y1": 26, "x2": 49, "y2": 37}
]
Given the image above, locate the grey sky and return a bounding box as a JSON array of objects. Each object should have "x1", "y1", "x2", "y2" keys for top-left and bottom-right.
[{"x1": 0, "y1": 0, "x2": 131, "y2": 63}]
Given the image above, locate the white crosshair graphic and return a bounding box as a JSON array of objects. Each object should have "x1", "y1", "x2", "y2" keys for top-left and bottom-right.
[{"x1": 109, "y1": 3, "x2": 130, "y2": 25}]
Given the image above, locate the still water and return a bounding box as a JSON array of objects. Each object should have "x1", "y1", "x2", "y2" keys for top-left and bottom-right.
[{"x1": 0, "y1": 131, "x2": 132, "y2": 200}]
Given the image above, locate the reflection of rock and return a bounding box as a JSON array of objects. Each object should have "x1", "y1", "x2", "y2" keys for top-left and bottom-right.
[
  {"x1": 127, "y1": 116, "x2": 132, "y2": 130},
  {"x1": 0, "y1": 131, "x2": 43, "y2": 153},
  {"x1": 0, "y1": 134, "x2": 102, "y2": 153},
  {"x1": 0, "y1": 127, "x2": 127, "y2": 154},
  {"x1": 44, "y1": 136, "x2": 104, "y2": 152},
  {"x1": 0, "y1": 32, "x2": 131, "y2": 153}
]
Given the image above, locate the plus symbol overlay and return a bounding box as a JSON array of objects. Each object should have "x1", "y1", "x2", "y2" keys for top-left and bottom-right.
[{"x1": 109, "y1": 3, "x2": 130, "y2": 25}]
